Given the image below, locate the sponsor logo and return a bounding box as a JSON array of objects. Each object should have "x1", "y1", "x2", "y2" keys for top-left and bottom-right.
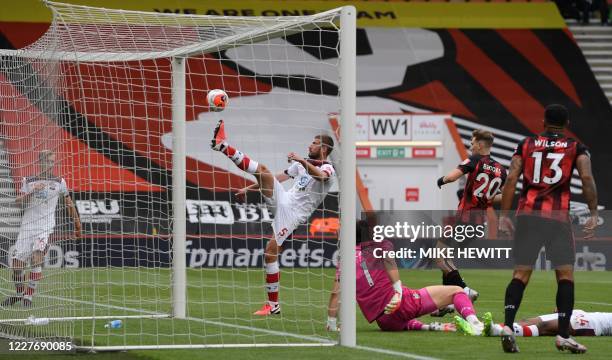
[
  {"x1": 186, "y1": 200, "x2": 234, "y2": 224},
  {"x1": 186, "y1": 241, "x2": 337, "y2": 268},
  {"x1": 412, "y1": 117, "x2": 443, "y2": 141},
  {"x1": 76, "y1": 200, "x2": 121, "y2": 224},
  {"x1": 5, "y1": 244, "x2": 79, "y2": 268},
  {"x1": 186, "y1": 201, "x2": 274, "y2": 224}
]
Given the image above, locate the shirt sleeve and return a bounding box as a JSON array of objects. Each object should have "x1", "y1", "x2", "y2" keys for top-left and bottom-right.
[
  {"x1": 576, "y1": 142, "x2": 590, "y2": 158},
  {"x1": 284, "y1": 161, "x2": 301, "y2": 178},
  {"x1": 320, "y1": 163, "x2": 335, "y2": 178},
  {"x1": 60, "y1": 178, "x2": 69, "y2": 196},
  {"x1": 513, "y1": 138, "x2": 527, "y2": 157},
  {"x1": 20, "y1": 178, "x2": 29, "y2": 194},
  {"x1": 457, "y1": 155, "x2": 479, "y2": 174}
]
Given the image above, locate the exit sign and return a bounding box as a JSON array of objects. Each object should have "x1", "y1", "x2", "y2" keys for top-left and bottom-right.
[{"x1": 376, "y1": 147, "x2": 405, "y2": 159}]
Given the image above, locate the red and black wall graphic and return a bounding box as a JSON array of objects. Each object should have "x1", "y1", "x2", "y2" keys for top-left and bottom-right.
[{"x1": 1, "y1": 25, "x2": 611, "y2": 211}]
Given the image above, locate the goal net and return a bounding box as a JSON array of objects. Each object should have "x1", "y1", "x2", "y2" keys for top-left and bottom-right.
[{"x1": 0, "y1": 1, "x2": 356, "y2": 351}]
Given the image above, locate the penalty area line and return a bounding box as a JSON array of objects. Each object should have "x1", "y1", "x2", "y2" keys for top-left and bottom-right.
[{"x1": 356, "y1": 345, "x2": 442, "y2": 360}]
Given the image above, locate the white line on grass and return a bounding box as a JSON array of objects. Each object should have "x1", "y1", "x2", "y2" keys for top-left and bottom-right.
[
  {"x1": 1, "y1": 288, "x2": 442, "y2": 358},
  {"x1": 356, "y1": 345, "x2": 442, "y2": 360},
  {"x1": 1, "y1": 288, "x2": 333, "y2": 344},
  {"x1": 580, "y1": 301, "x2": 612, "y2": 307}
]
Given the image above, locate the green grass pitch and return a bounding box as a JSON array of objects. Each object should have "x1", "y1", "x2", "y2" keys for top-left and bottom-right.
[{"x1": 3, "y1": 269, "x2": 612, "y2": 359}]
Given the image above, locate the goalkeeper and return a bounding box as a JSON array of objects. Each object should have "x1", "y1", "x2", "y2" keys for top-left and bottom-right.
[{"x1": 355, "y1": 220, "x2": 484, "y2": 335}]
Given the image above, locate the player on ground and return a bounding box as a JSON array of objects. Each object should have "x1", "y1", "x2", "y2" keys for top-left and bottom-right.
[
  {"x1": 327, "y1": 245, "x2": 455, "y2": 333},
  {"x1": 436, "y1": 129, "x2": 507, "y2": 307},
  {"x1": 483, "y1": 310, "x2": 612, "y2": 337},
  {"x1": 2, "y1": 150, "x2": 82, "y2": 307},
  {"x1": 498, "y1": 104, "x2": 598, "y2": 354},
  {"x1": 356, "y1": 220, "x2": 484, "y2": 335},
  {"x1": 211, "y1": 120, "x2": 336, "y2": 316}
]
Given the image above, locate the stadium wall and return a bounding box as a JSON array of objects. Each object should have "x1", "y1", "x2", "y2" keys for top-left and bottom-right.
[{"x1": 1, "y1": 1, "x2": 611, "y2": 264}]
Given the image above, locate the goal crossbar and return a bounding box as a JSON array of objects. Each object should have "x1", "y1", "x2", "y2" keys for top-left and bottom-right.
[{"x1": 0, "y1": 2, "x2": 343, "y2": 62}]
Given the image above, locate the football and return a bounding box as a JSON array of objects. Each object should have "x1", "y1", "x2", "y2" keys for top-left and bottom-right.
[{"x1": 207, "y1": 89, "x2": 228, "y2": 112}]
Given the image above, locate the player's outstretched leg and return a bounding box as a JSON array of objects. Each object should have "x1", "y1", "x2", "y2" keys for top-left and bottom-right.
[
  {"x1": 423, "y1": 285, "x2": 483, "y2": 335},
  {"x1": 211, "y1": 120, "x2": 276, "y2": 199},
  {"x1": 211, "y1": 120, "x2": 259, "y2": 174},
  {"x1": 483, "y1": 312, "x2": 540, "y2": 338},
  {"x1": 1, "y1": 259, "x2": 25, "y2": 307},
  {"x1": 254, "y1": 238, "x2": 281, "y2": 316}
]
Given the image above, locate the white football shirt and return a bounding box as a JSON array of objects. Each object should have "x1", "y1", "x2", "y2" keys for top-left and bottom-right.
[
  {"x1": 19, "y1": 176, "x2": 68, "y2": 233},
  {"x1": 285, "y1": 160, "x2": 336, "y2": 222}
]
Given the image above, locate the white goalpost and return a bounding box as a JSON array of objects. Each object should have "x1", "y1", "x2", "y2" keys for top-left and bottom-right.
[{"x1": 0, "y1": 0, "x2": 355, "y2": 352}]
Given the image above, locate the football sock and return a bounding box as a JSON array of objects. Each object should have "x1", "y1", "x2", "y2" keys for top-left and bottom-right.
[
  {"x1": 453, "y1": 292, "x2": 476, "y2": 319},
  {"x1": 265, "y1": 261, "x2": 280, "y2": 305},
  {"x1": 556, "y1": 279, "x2": 574, "y2": 339},
  {"x1": 223, "y1": 145, "x2": 259, "y2": 174},
  {"x1": 512, "y1": 323, "x2": 539, "y2": 337},
  {"x1": 504, "y1": 278, "x2": 526, "y2": 328},
  {"x1": 13, "y1": 269, "x2": 24, "y2": 296},
  {"x1": 23, "y1": 267, "x2": 42, "y2": 301}
]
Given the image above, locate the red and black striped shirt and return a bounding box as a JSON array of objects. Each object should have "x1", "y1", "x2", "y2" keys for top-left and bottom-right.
[
  {"x1": 457, "y1": 154, "x2": 507, "y2": 223},
  {"x1": 514, "y1": 132, "x2": 589, "y2": 220}
]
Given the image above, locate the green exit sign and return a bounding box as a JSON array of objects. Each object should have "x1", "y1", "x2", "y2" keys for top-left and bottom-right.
[{"x1": 376, "y1": 147, "x2": 405, "y2": 158}]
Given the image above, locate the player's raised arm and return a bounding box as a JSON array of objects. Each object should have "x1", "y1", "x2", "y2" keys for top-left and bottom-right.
[
  {"x1": 287, "y1": 152, "x2": 329, "y2": 181},
  {"x1": 437, "y1": 153, "x2": 480, "y2": 189},
  {"x1": 437, "y1": 168, "x2": 464, "y2": 188},
  {"x1": 576, "y1": 152, "x2": 598, "y2": 238}
]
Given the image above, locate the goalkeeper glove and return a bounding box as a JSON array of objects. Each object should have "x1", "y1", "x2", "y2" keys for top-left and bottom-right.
[
  {"x1": 437, "y1": 176, "x2": 446, "y2": 189},
  {"x1": 384, "y1": 280, "x2": 403, "y2": 314}
]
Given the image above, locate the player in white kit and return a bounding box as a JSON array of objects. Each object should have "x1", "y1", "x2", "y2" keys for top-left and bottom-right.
[
  {"x1": 484, "y1": 310, "x2": 612, "y2": 338},
  {"x1": 1, "y1": 150, "x2": 82, "y2": 307},
  {"x1": 211, "y1": 120, "x2": 336, "y2": 315}
]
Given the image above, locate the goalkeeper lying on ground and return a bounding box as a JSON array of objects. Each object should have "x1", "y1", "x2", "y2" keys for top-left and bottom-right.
[
  {"x1": 326, "y1": 250, "x2": 455, "y2": 333},
  {"x1": 333, "y1": 220, "x2": 485, "y2": 335}
]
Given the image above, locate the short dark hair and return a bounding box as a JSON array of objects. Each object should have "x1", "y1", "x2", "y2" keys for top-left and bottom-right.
[
  {"x1": 356, "y1": 220, "x2": 368, "y2": 244},
  {"x1": 316, "y1": 134, "x2": 334, "y2": 155},
  {"x1": 472, "y1": 129, "x2": 494, "y2": 147},
  {"x1": 544, "y1": 104, "x2": 569, "y2": 127}
]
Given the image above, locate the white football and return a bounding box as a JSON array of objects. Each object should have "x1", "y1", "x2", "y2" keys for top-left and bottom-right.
[{"x1": 207, "y1": 89, "x2": 228, "y2": 112}]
